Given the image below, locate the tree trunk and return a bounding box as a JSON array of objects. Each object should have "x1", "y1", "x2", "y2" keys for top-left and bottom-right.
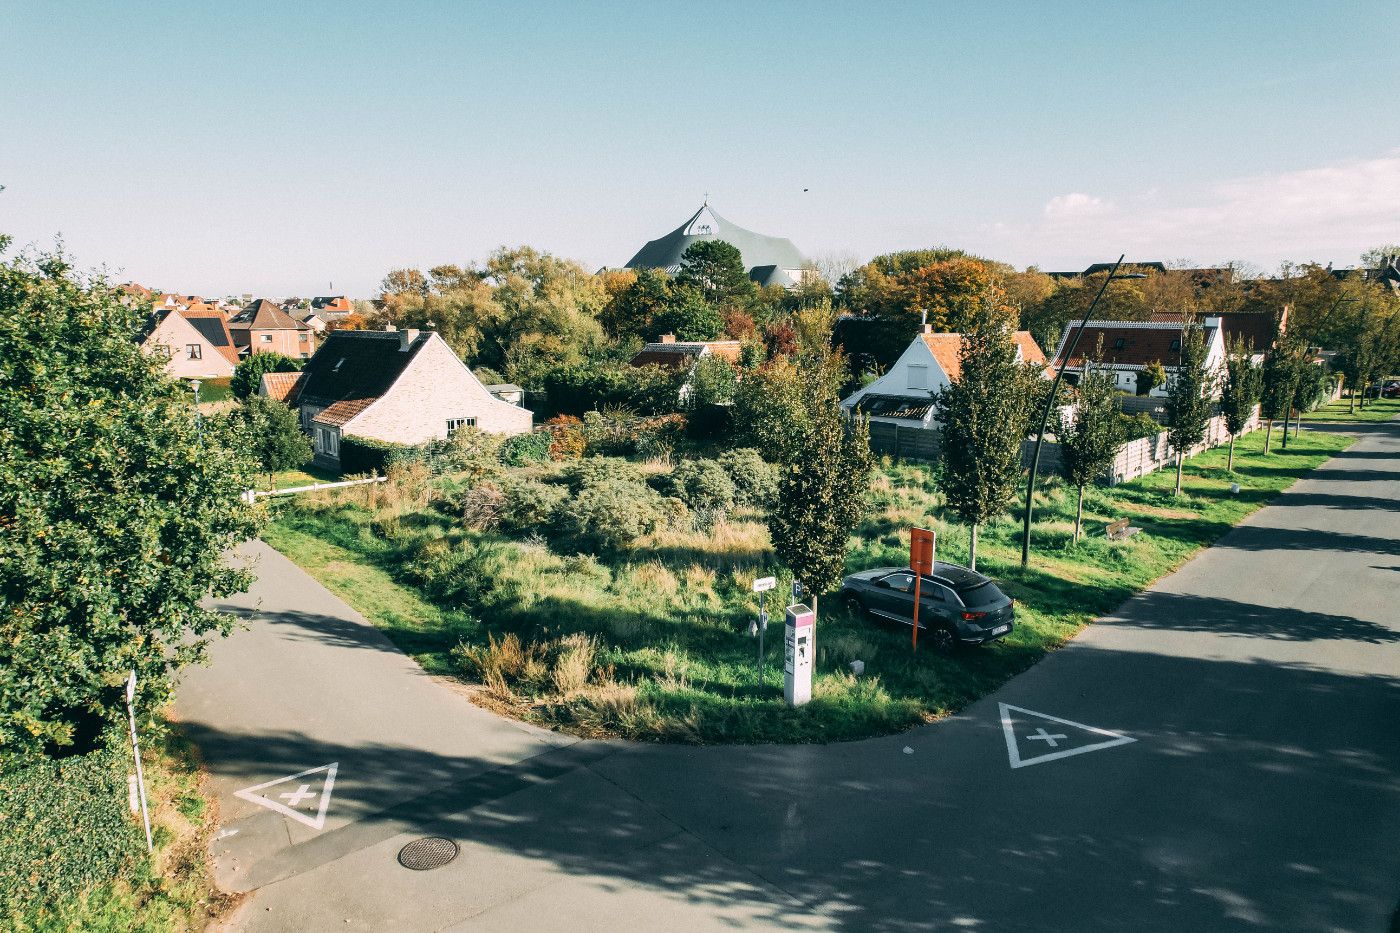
[
  {"x1": 1227, "y1": 435, "x2": 1235, "y2": 472},
  {"x1": 1282, "y1": 407, "x2": 1291, "y2": 448},
  {"x1": 1264, "y1": 419, "x2": 1273, "y2": 453},
  {"x1": 968, "y1": 524, "x2": 979, "y2": 571},
  {"x1": 1074, "y1": 485, "x2": 1084, "y2": 544},
  {"x1": 1174, "y1": 451, "x2": 1184, "y2": 496},
  {"x1": 1349, "y1": 389, "x2": 1356, "y2": 414}
]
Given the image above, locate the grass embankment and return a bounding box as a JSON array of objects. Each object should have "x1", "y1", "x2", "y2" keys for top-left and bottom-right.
[
  {"x1": 1301, "y1": 394, "x2": 1400, "y2": 423},
  {"x1": 263, "y1": 462, "x2": 340, "y2": 492},
  {"x1": 3, "y1": 721, "x2": 233, "y2": 932},
  {"x1": 264, "y1": 426, "x2": 1350, "y2": 744}
]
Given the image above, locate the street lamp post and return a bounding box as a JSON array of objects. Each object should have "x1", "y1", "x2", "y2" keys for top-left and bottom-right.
[
  {"x1": 190, "y1": 379, "x2": 202, "y2": 445},
  {"x1": 1020, "y1": 256, "x2": 1144, "y2": 568}
]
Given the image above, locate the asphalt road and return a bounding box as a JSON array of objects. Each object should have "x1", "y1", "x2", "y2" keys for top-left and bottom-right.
[{"x1": 179, "y1": 419, "x2": 1400, "y2": 932}]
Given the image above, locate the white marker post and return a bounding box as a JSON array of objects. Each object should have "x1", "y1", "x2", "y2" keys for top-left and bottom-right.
[
  {"x1": 752, "y1": 576, "x2": 776, "y2": 683},
  {"x1": 126, "y1": 671, "x2": 153, "y2": 852}
]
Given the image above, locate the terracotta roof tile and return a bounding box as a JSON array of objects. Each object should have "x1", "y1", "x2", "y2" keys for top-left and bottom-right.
[
  {"x1": 312, "y1": 396, "x2": 377, "y2": 426},
  {"x1": 259, "y1": 370, "x2": 306, "y2": 404},
  {"x1": 921, "y1": 330, "x2": 1047, "y2": 382}
]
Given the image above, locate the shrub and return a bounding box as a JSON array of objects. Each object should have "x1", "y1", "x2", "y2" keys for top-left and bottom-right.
[
  {"x1": 499, "y1": 477, "x2": 568, "y2": 533},
  {"x1": 340, "y1": 435, "x2": 407, "y2": 475},
  {"x1": 551, "y1": 633, "x2": 599, "y2": 696},
  {"x1": 560, "y1": 456, "x2": 647, "y2": 491},
  {"x1": 666, "y1": 459, "x2": 737, "y2": 514},
  {"x1": 716, "y1": 447, "x2": 779, "y2": 507},
  {"x1": 544, "y1": 415, "x2": 586, "y2": 460},
  {"x1": 231, "y1": 352, "x2": 302, "y2": 400},
  {"x1": 458, "y1": 481, "x2": 506, "y2": 531},
  {"x1": 499, "y1": 431, "x2": 552, "y2": 466},
  {"x1": 685, "y1": 402, "x2": 733, "y2": 439},
  {"x1": 402, "y1": 539, "x2": 504, "y2": 609},
  {"x1": 557, "y1": 478, "x2": 668, "y2": 551},
  {"x1": 0, "y1": 746, "x2": 136, "y2": 916},
  {"x1": 1118, "y1": 412, "x2": 1162, "y2": 441}
]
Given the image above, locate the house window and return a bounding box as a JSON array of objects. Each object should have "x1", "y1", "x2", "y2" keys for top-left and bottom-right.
[
  {"x1": 315, "y1": 427, "x2": 339, "y2": 457},
  {"x1": 299, "y1": 332, "x2": 309, "y2": 342},
  {"x1": 1113, "y1": 338, "x2": 1126, "y2": 350},
  {"x1": 186, "y1": 344, "x2": 202, "y2": 360},
  {"x1": 907, "y1": 364, "x2": 929, "y2": 390},
  {"x1": 300, "y1": 353, "x2": 309, "y2": 359},
  {"x1": 446, "y1": 417, "x2": 476, "y2": 435},
  {"x1": 1170, "y1": 338, "x2": 1182, "y2": 351},
  {"x1": 260, "y1": 334, "x2": 273, "y2": 343}
]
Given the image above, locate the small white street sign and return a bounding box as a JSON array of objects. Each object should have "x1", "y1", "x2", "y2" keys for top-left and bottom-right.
[{"x1": 752, "y1": 576, "x2": 777, "y2": 593}]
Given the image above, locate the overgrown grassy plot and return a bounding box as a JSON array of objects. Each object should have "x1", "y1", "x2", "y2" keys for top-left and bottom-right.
[{"x1": 266, "y1": 426, "x2": 1350, "y2": 744}]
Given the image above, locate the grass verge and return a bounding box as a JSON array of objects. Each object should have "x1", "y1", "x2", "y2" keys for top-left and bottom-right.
[
  {"x1": 1301, "y1": 394, "x2": 1400, "y2": 423},
  {"x1": 264, "y1": 425, "x2": 1350, "y2": 744}
]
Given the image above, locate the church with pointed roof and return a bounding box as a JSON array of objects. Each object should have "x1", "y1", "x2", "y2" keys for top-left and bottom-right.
[{"x1": 624, "y1": 203, "x2": 807, "y2": 288}]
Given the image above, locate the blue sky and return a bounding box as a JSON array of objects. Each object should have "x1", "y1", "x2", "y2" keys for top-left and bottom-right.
[{"x1": 2, "y1": 0, "x2": 1397, "y2": 297}]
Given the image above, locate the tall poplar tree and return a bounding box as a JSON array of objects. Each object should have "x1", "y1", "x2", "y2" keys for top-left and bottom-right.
[
  {"x1": 1163, "y1": 326, "x2": 1216, "y2": 495},
  {"x1": 1220, "y1": 338, "x2": 1263, "y2": 472},
  {"x1": 1058, "y1": 360, "x2": 1125, "y2": 543},
  {"x1": 936, "y1": 298, "x2": 1035, "y2": 569}
]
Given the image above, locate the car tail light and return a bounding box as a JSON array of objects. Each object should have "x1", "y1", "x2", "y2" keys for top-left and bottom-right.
[{"x1": 961, "y1": 611, "x2": 987, "y2": 621}]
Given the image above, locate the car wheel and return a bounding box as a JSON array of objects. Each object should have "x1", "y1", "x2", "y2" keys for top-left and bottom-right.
[
  {"x1": 928, "y1": 626, "x2": 957, "y2": 653},
  {"x1": 844, "y1": 593, "x2": 866, "y2": 618}
]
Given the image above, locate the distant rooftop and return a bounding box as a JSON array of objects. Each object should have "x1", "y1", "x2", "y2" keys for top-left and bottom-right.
[{"x1": 624, "y1": 203, "x2": 805, "y2": 288}]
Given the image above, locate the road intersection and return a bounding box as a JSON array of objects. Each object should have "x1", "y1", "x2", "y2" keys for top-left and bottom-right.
[{"x1": 180, "y1": 419, "x2": 1400, "y2": 931}]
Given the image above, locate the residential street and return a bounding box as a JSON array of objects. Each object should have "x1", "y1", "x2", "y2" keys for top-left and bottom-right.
[{"x1": 179, "y1": 418, "x2": 1400, "y2": 933}]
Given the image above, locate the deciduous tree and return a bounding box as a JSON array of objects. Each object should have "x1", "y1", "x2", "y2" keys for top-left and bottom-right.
[
  {"x1": 231, "y1": 351, "x2": 302, "y2": 400},
  {"x1": 1220, "y1": 338, "x2": 1263, "y2": 471},
  {"x1": 0, "y1": 246, "x2": 260, "y2": 761},
  {"x1": 936, "y1": 299, "x2": 1036, "y2": 569},
  {"x1": 234, "y1": 395, "x2": 313, "y2": 489},
  {"x1": 1058, "y1": 359, "x2": 1125, "y2": 542},
  {"x1": 1163, "y1": 327, "x2": 1216, "y2": 495}
]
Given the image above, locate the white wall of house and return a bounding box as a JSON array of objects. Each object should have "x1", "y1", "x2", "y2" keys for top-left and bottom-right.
[
  {"x1": 142, "y1": 312, "x2": 235, "y2": 379},
  {"x1": 839, "y1": 337, "x2": 949, "y2": 428},
  {"x1": 340, "y1": 333, "x2": 532, "y2": 444}
]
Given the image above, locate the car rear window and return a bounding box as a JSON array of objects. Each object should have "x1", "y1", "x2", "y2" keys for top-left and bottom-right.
[{"x1": 956, "y1": 581, "x2": 1004, "y2": 607}]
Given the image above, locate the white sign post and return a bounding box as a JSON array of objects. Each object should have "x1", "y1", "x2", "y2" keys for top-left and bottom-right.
[
  {"x1": 752, "y1": 577, "x2": 776, "y2": 683},
  {"x1": 783, "y1": 604, "x2": 815, "y2": 707},
  {"x1": 125, "y1": 671, "x2": 153, "y2": 852}
]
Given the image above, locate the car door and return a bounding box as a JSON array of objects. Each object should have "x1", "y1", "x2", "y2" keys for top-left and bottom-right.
[
  {"x1": 917, "y1": 578, "x2": 957, "y2": 630},
  {"x1": 870, "y1": 572, "x2": 917, "y2": 621}
]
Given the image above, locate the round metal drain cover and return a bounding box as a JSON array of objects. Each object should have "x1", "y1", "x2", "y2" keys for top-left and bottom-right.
[{"x1": 398, "y1": 836, "x2": 459, "y2": 871}]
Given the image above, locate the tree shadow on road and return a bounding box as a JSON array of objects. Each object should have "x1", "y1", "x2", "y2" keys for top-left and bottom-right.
[{"x1": 1100, "y1": 590, "x2": 1400, "y2": 644}]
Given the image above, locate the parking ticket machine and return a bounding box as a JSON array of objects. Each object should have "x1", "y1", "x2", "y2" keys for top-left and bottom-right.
[{"x1": 784, "y1": 603, "x2": 814, "y2": 707}]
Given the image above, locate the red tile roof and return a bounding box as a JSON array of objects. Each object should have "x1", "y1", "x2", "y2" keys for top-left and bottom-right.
[
  {"x1": 259, "y1": 370, "x2": 306, "y2": 404},
  {"x1": 1054, "y1": 322, "x2": 1217, "y2": 369},
  {"x1": 180, "y1": 308, "x2": 241, "y2": 365},
  {"x1": 241, "y1": 298, "x2": 311, "y2": 331},
  {"x1": 312, "y1": 397, "x2": 377, "y2": 427},
  {"x1": 628, "y1": 340, "x2": 743, "y2": 369},
  {"x1": 920, "y1": 330, "x2": 1046, "y2": 382}
]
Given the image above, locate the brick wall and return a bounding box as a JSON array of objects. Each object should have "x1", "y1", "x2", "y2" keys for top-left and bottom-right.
[{"x1": 343, "y1": 334, "x2": 532, "y2": 444}]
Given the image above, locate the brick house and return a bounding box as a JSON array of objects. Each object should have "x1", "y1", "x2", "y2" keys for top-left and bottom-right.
[
  {"x1": 628, "y1": 333, "x2": 744, "y2": 402},
  {"x1": 229, "y1": 298, "x2": 317, "y2": 360},
  {"x1": 141, "y1": 307, "x2": 240, "y2": 379},
  {"x1": 1050, "y1": 318, "x2": 1227, "y2": 398},
  {"x1": 295, "y1": 327, "x2": 532, "y2": 470}
]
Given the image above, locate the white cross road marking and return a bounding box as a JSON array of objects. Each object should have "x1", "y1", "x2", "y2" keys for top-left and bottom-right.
[
  {"x1": 233, "y1": 763, "x2": 339, "y2": 830},
  {"x1": 999, "y1": 704, "x2": 1137, "y2": 769},
  {"x1": 1027, "y1": 728, "x2": 1068, "y2": 747},
  {"x1": 279, "y1": 783, "x2": 316, "y2": 807}
]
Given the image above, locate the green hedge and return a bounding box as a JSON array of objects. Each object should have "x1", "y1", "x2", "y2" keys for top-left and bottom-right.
[
  {"x1": 339, "y1": 435, "x2": 407, "y2": 475},
  {"x1": 0, "y1": 746, "x2": 138, "y2": 916}
]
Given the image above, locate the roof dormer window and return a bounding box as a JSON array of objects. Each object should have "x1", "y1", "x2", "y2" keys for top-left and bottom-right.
[
  {"x1": 333, "y1": 358, "x2": 345, "y2": 372},
  {"x1": 1113, "y1": 338, "x2": 1126, "y2": 350}
]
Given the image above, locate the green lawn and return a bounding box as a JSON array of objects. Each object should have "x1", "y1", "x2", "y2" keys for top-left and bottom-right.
[
  {"x1": 1301, "y1": 394, "x2": 1400, "y2": 423},
  {"x1": 262, "y1": 463, "x2": 340, "y2": 492},
  {"x1": 194, "y1": 377, "x2": 232, "y2": 404},
  {"x1": 264, "y1": 425, "x2": 1351, "y2": 744}
]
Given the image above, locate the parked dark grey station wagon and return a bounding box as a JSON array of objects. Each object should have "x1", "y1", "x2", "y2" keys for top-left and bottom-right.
[{"x1": 839, "y1": 562, "x2": 1015, "y2": 652}]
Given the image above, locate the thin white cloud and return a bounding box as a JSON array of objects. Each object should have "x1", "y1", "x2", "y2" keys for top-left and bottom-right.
[
  {"x1": 981, "y1": 150, "x2": 1400, "y2": 270},
  {"x1": 1043, "y1": 192, "x2": 1114, "y2": 218}
]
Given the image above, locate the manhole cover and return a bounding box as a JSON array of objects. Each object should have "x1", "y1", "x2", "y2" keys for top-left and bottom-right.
[{"x1": 397, "y1": 836, "x2": 459, "y2": 871}]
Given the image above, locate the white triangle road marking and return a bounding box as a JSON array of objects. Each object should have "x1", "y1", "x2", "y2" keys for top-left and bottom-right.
[
  {"x1": 233, "y1": 762, "x2": 339, "y2": 829},
  {"x1": 999, "y1": 703, "x2": 1136, "y2": 769}
]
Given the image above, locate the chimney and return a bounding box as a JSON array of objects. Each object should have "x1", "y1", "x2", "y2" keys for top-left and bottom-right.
[
  {"x1": 921, "y1": 323, "x2": 933, "y2": 335},
  {"x1": 399, "y1": 327, "x2": 420, "y2": 351},
  {"x1": 659, "y1": 333, "x2": 676, "y2": 344},
  {"x1": 383, "y1": 324, "x2": 395, "y2": 332}
]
